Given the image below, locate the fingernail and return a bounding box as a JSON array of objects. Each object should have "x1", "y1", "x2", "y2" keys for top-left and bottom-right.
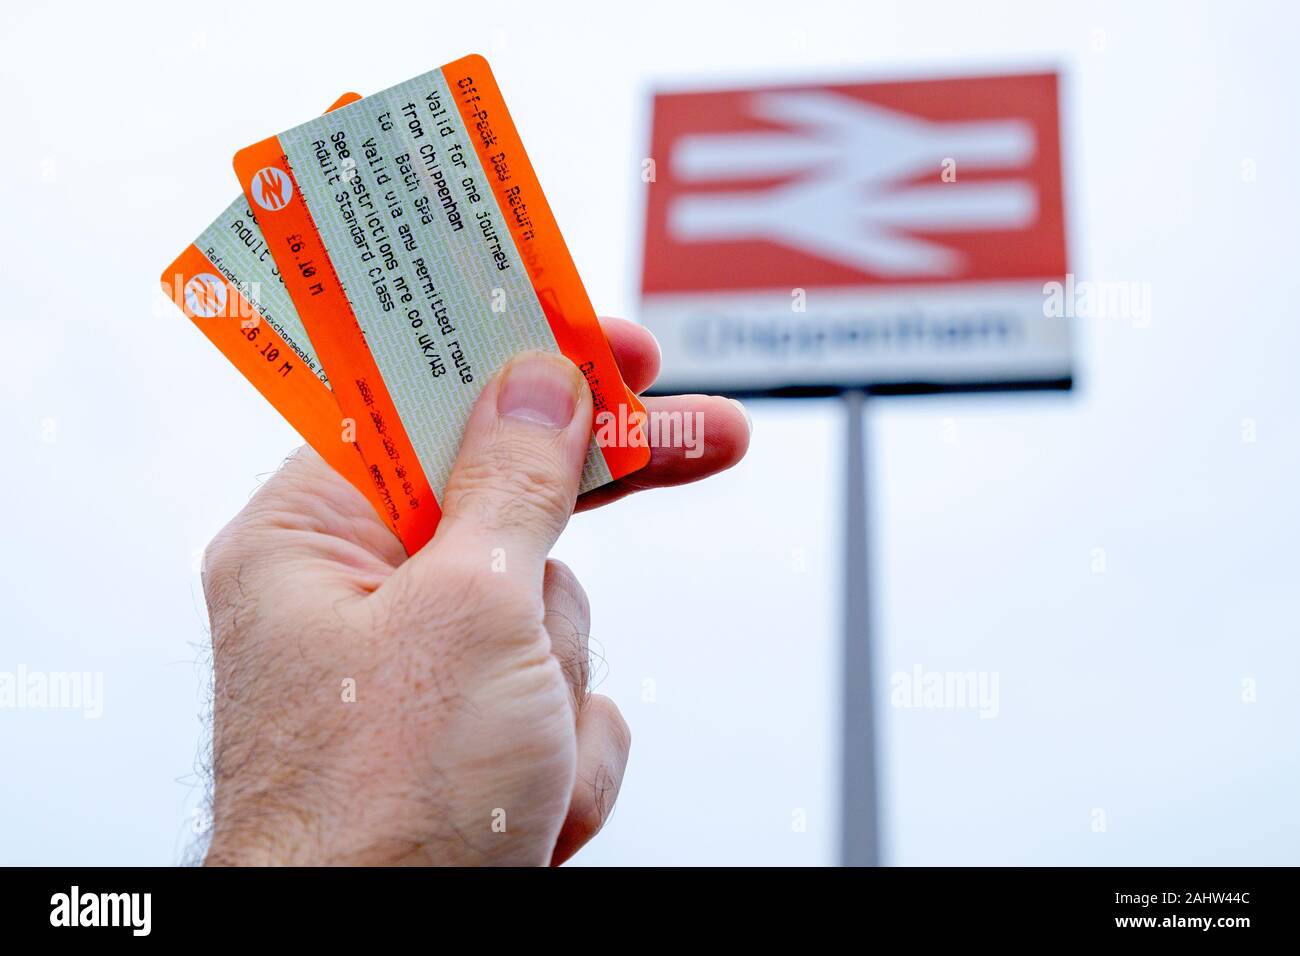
[
  {"x1": 728, "y1": 398, "x2": 753, "y2": 436},
  {"x1": 497, "y1": 352, "x2": 582, "y2": 429}
]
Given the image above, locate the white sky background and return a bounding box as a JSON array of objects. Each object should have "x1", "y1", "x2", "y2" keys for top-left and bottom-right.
[{"x1": 2, "y1": 0, "x2": 1297, "y2": 864}]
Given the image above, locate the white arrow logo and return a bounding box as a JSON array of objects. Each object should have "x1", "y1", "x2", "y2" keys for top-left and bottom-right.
[{"x1": 667, "y1": 91, "x2": 1038, "y2": 277}]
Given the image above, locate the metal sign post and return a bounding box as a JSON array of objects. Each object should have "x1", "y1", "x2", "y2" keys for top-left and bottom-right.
[{"x1": 840, "y1": 388, "x2": 878, "y2": 866}]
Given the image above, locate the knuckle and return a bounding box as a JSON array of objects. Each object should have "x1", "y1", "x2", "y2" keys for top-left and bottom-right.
[
  {"x1": 570, "y1": 792, "x2": 607, "y2": 839},
  {"x1": 388, "y1": 557, "x2": 484, "y2": 628},
  {"x1": 596, "y1": 696, "x2": 633, "y2": 756},
  {"x1": 573, "y1": 733, "x2": 627, "y2": 833},
  {"x1": 200, "y1": 526, "x2": 234, "y2": 580},
  {"x1": 201, "y1": 525, "x2": 249, "y2": 613},
  {"x1": 545, "y1": 560, "x2": 590, "y2": 625},
  {"x1": 382, "y1": 553, "x2": 541, "y2": 655},
  {"x1": 543, "y1": 560, "x2": 591, "y2": 700},
  {"x1": 551, "y1": 638, "x2": 591, "y2": 703},
  {"x1": 444, "y1": 435, "x2": 573, "y2": 534}
]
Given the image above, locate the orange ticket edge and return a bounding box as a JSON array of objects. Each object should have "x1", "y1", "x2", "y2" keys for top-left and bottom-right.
[
  {"x1": 232, "y1": 138, "x2": 442, "y2": 554},
  {"x1": 159, "y1": 244, "x2": 388, "y2": 522},
  {"x1": 443, "y1": 54, "x2": 651, "y2": 480},
  {"x1": 158, "y1": 92, "x2": 395, "y2": 532}
]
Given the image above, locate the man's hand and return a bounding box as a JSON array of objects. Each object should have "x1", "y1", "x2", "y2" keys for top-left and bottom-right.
[{"x1": 200, "y1": 320, "x2": 748, "y2": 865}]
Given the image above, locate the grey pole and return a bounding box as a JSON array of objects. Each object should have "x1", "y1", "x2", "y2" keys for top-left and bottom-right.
[{"x1": 841, "y1": 388, "x2": 879, "y2": 866}]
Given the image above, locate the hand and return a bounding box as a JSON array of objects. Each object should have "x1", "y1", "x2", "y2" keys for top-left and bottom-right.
[{"x1": 200, "y1": 320, "x2": 749, "y2": 865}]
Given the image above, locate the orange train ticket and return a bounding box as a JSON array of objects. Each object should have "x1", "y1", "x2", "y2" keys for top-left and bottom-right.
[
  {"x1": 160, "y1": 93, "x2": 393, "y2": 524},
  {"x1": 233, "y1": 55, "x2": 649, "y2": 554}
]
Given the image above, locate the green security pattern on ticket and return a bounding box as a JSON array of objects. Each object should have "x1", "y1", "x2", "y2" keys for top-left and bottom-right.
[
  {"x1": 196, "y1": 199, "x2": 329, "y2": 386},
  {"x1": 276, "y1": 70, "x2": 612, "y2": 498}
]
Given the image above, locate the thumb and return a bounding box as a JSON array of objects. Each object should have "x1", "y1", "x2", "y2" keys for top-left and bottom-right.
[{"x1": 434, "y1": 351, "x2": 594, "y2": 571}]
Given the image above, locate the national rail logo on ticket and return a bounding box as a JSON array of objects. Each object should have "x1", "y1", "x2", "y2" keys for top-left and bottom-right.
[{"x1": 233, "y1": 54, "x2": 649, "y2": 553}]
